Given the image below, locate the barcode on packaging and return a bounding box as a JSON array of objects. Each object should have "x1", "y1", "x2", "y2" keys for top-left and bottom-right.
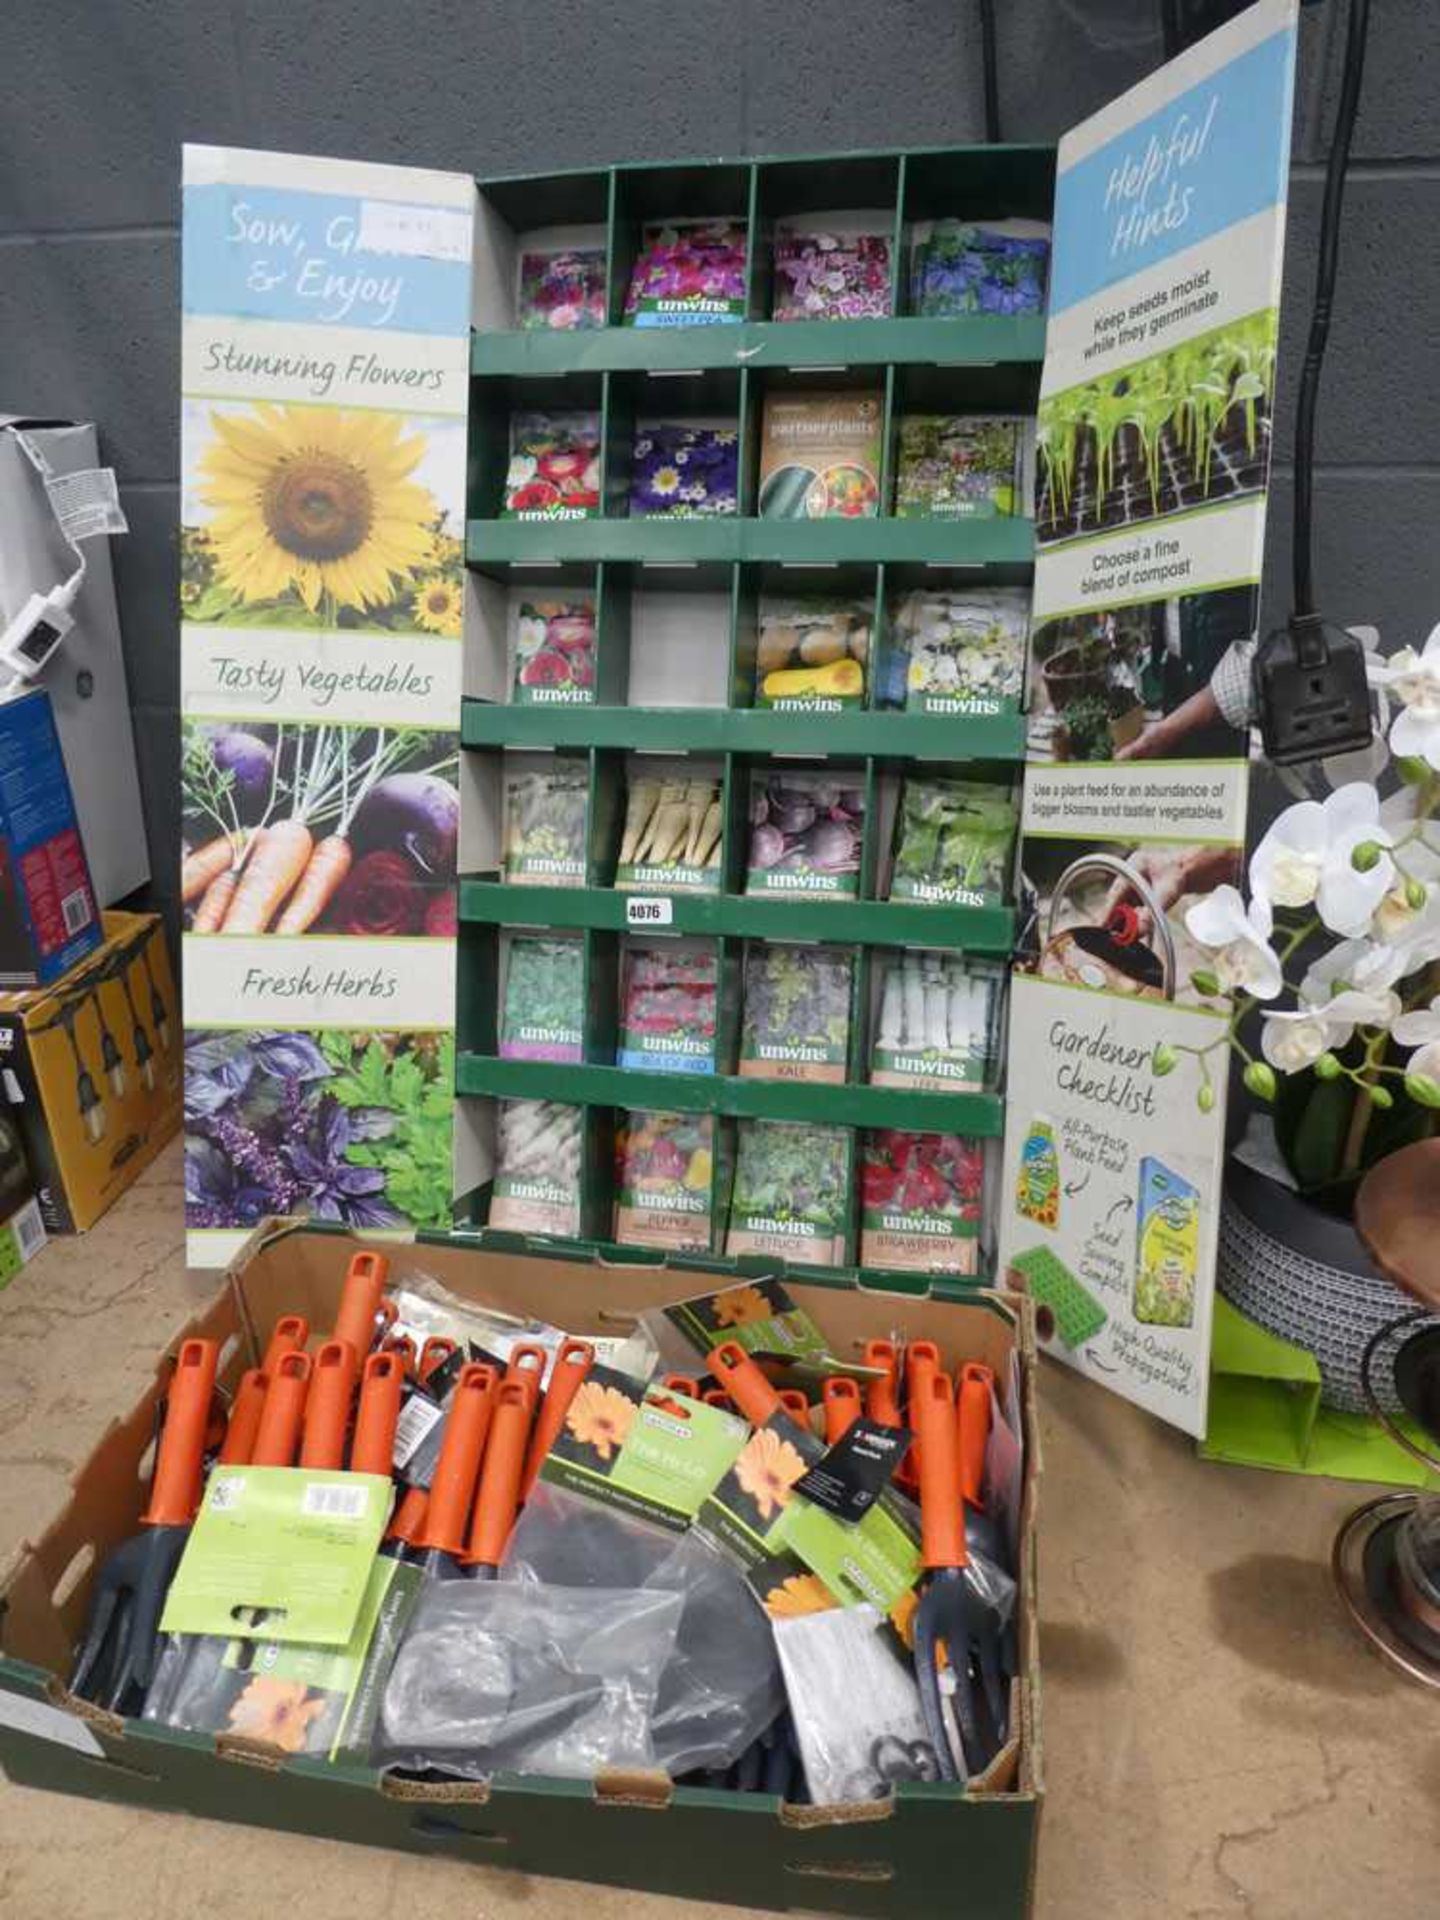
[
  {"x1": 60, "y1": 889, "x2": 91, "y2": 936},
  {"x1": 300, "y1": 1482, "x2": 369, "y2": 1521},
  {"x1": 392, "y1": 1393, "x2": 443, "y2": 1468},
  {"x1": 12, "y1": 1199, "x2": 44, "y2": 1260}
]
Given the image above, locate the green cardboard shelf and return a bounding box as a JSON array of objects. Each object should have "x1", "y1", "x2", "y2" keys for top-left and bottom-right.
[
  {"x1": 457, "y1": 1052, "x2": 1005, "y2": 1135},
  {"x1": 467, "y1": 515, "x2": 1035, "y2": 571}
]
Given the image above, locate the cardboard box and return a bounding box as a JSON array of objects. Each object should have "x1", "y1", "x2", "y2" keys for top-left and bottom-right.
[
  {"x1": 0, "y1": 1103, "x2": 46, "y2": 1286},
  {"x1": 0, "y1": 910, "x2": 180, "y2": 1232},
  {"x1": 0, "y1": 687, "x2": 102, "y2": 988},
  {"x1": 0, "y1": 1228, "x2": 1042, "y2": 1919}
]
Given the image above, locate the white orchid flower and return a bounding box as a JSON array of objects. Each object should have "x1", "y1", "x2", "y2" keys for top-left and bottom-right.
[
  {"x1": 1185, "y1": 885, "x2": 1283, "y2": 999},
  {"x1": 1369, "y1": 623, "x2": 1440, "y2": 770},
  {"x1": 1261, "y1": 985, "x2": 1399, "y2": 1074},
  {"x1": 1403, "y1": 1039, "x2": 1440, "y2": 1091},
  {"x1": 1300, "y1": 937, "x2": 1411, "y2": 1003},
  {"x1": 1259, "y1": 1012, "x2": 1330, "y2": 1073},
  {"x1": 1249, "y1": 784, "x2": 1393, "y2": 936},
  {"x1": 1392, "y1": 994, "x2": 1440, "y2": 1051}
]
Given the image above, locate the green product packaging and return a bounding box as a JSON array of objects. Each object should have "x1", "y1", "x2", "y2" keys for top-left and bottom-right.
[
  {"x1": 738, "y1": 942, "x2": 853, "y2": 1085},
  {"x1": 659, "y1": 1275, "x2": 831, "y2": 1366},
  {"x1": 613, "y1": 1109, "x2": 719, "y2": 1254},
  {"x1": 488, "y1": 1100, "x2": 583, "y2": 1237},
  {"x1": 893, "y1": 415, "x2": 1021, "y2": 520},
  {"x1": 888, "y1": 776, "x2": 1017, "y2": 908},
  {"x1": 725, "y1": 1120, "x2": 854, "y2": 1269},
  {"x1": 615, "y1": 767, "x2": 723, "y2": 895},
  {"x1": 503, "y1": 762, "x2": 588, "y2": 887},
  {"x1": 499, "y1": 936, "x2": 584, "y2": 1063},
  {"x1": 870, "y1": 952, "x2": 1002, "y2": 1090}
]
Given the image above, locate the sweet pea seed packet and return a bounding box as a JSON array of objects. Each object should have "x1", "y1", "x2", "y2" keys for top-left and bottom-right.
[
  {"x1": 517, "y1": 247, "x2": 607, "y2": 331},
  {"x1": 624, "y1": 220, "x2": 747, "y2": 327},
  {"x1": 909, "y1": 218, "x2": 1051, "y2": 318},
  {"x1": 758, "y1": 390, "x2": 882, "y2": 519},
  {"x1": 503, "y1": 411, "x2": 601, "y2": 518},
  {"x1": 772, "y1": 223, "x2": 892, "y2": 322},
  {"x1": 894, "y1": 415, "x2": 1022, "y2": 520},
  {"x1": 630, "y1": 423, "x2": 738, "y2": 517},
  {"x1": 513, "y1": 599, "x2": 595, "y2": 704}
]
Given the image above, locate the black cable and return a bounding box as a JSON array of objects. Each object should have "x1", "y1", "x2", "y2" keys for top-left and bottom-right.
[
  {"x1": 1292, "y1": 0, "x2": 1371, "y2": 616},
  {"x1": 978, "y1": 0, "x2": 1001, "y2": 144},
  {"x1": 1159, "y1": 0, "x2": 1183, "y2": 59}
]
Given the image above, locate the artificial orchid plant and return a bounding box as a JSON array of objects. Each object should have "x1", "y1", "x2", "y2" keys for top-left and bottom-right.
[{"x1": 1158, "y1": 624, "x2": 1440, "y2": 1209}]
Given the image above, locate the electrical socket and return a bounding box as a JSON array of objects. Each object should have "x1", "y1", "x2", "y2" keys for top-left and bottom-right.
[{"x1": 1253, "y1": 615, "x2": 1374, "y2": 766}]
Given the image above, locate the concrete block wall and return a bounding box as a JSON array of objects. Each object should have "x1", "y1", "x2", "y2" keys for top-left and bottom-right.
[{"x1": 0, "y1": 1, "x2": 1432, "y2": 928}]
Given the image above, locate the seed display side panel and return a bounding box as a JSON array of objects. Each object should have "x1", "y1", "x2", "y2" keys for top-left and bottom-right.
[
  {"x1": 180, "y1": 145, "x2": 475, "y2": 1267},
  {"x1": 1000, "y1": 1, "x2": 1300, "y2": 1436}
]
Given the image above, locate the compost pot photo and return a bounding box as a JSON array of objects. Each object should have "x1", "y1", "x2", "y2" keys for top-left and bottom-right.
[{"x1": 1037, "y1": 853, "x2": 1175, "y2": 1000}]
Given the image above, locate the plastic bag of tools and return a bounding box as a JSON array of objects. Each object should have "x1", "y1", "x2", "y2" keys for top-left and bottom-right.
[{"x1": 381, "y1": 1267, "x2": 659, "y2": 1385}]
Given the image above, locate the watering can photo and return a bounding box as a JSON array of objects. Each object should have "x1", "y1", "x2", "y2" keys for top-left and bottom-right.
[{"x1": 1038, "y1": 852, "x2": 1177, "y2": 1001}]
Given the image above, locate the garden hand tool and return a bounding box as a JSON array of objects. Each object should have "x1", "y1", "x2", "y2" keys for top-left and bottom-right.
[
  {"x1": 521, "y1": 1338, "x2": 595, "y2": 1501},
  {"x1": 957, "y1": 1361, "x2": 1007, "y2": 1567},
  {"x1": 418, "y1": 1335, "x2": 458, "y2": 1384},
  {"x1": 863, "y1": 1337, "x2": 916, "y2": 1493},
  {"x1": 251, "y1": 1350, "x2": 313, "y2": 1466},
  {"x1": 902, "y1": 1339, "x2": 942, "y2": 1486},
  {"x1": 663, "y1": 1373, "x2": 702, "y2": 1398},
  {"x1": 701, "y1": 1387, "x2": 734, "y2": 1413},
  {"x1": 382, "y1": 1332, "x2": 418, "y2": 1379},
  {"x1": 333, "y1": 1249, "x2": 390, "y2": 1358},
  {"x1": 414, "y1": 1363, "x2": 499, "y2": 1577},
  {"x1": 384, "y1": 1485, "x2": 429, "y2": 1559},
  {"x1": 778, "y1": 1388, "x2": 812, "y2": 1430},
  {"x1": 707, "y1": 1341, "x2": 795, "y2": 1430},
  {"x1": 461, "y1": 1379, "x2": 535, "y2": 1579},
  {"x1": 911, "y1": 1369, "x2": 1007, "y2": 1781},
  {"x1": 821, "y1": 1376, "x2": 862, "y2": 1445},
  {"x1": 262, "y1": 1314, "x2": 308, "y2": 1371},
  {"x1": 351, "y1": 1350, "x2": 404, "y2": 1476},
  {"x1": 503, "y1": 1341, "x2": 548, "y2": 1406},
  {"x1": 71, "y1": 1338, "x2": 220, "y2": 1712},
  {"x1": 218, "y1": 1368, "x2": 269, "y2": 1466},
  {"x1": 299, "y1": 1339, "x2": 358, "y2": 1470}
]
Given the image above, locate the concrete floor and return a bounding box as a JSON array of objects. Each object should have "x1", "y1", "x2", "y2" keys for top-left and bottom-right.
[{"x1": 0, "y1": 1143, "x2": 1433, "y2": 1919}]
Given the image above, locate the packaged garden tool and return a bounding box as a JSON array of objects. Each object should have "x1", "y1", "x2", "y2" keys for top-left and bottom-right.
[
  {"x1": 502, "y1": 411, "x2": 601, "y2": 518},
  {"x1": 618, "y1": 940, "x2": 719, "y2": 1074},
  {"x1": 885, "y1": 586, "x2": 1028, "y2": 714},
  {"x1": 499, "y1": 935, "x2": 584, "y2": 1062},
  {"x1": 859, "y1": 1131, "x2": 985, "y2": 1276},
  {"x1": 461, "y1": 1378, "x2": 535, "y2": 1579},
  {"x1": 623, "y1": 220, "x2": 747, "y2": 326},
  {"x1": 502, "y1": 760, "x2": 588, "y2": 886},
  {"x1": 752, "y1": 597, "x2": 869, "y2": 711},
  {"x1": 630, "y1": 423, "x2": 738, "y2": 518},
  {"x1": 772, "y1": 1604, "x2": 940, "y2": 1804},
  {"x1": 615, "y1": 764, "x2": 723, "y2": 892},
  {"x1": 888, "y1": 775, "x2": 1017, "y2": 908},
  {"x1": 738, "y1": 942, "x2": 853, "y2": 1084},
  {"x1": 613, "y1": 1108, "x2": 719, "y2": 1254},
  {"x1": 412, "y1": 1363, "x2": 499, "y2": 1577},
  {"x1": 771, "y1": 219, "x2": 892, "y2": 322},
  {"x1": 512, "y1": 598, "x2": 595, "y2": 704},
  {"x1": 520, "y1": 1338, "x2": 595, "y2": 1501},
  {"x1": 870, "y1": 950, "x2": 1004, "y2": 1090},
  {"x1": 384, "y1": 1269, "x2": 656, "y2": 1384},
  {"x1": 758, "y1": 389, "x2": 883, "y2": 519},
  {"x1": 893, "y1": 416, "x2": 1022, "y2": 520},
  {"x1": 746, "y1": 769, "x2": 864, "y2": 898},
  {"x1": 517, "y1": 246, "x2": 607, "y2": 331},
  {"x1": 374, "y1": 1580, "x2": 684, "y2": 1779},
  {"x1": 488, "y1": 1100, "x2": 583, "y2": 1237},
  {"x1": 908, "y1": 218, "x2": 1050, "y2": 318},
  {"x1": 70, "y1": 1337, "x2": 220, "y2": 1713},
  {"x1": 726, "y1": 1120, "x2": 853, "y2": 1268}
]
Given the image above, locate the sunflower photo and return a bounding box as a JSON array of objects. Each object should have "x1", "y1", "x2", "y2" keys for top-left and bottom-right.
[{"x1": 181, "y1": 400, "x2": 465, "y2": 634}]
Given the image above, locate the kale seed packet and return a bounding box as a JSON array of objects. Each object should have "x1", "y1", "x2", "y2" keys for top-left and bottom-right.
[{"x1": 738, "y1": 943, "x2": 852, "y2": 1085}]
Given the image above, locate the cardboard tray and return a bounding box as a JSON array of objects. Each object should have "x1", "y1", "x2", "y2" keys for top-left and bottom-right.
[{"x1": 0, "y1": 1225, "x2": 1042, "y2": 1919}]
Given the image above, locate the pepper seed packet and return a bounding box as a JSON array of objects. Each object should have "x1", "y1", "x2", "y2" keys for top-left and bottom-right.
[
  {"x1": 624, "y1": 220, "x2": 748, "y2": 327},
  {"x1": 772, "y1": 223, "x2": 892, "y2": 322},
  {"x1": 488, "y1": 1100, "x2": 583, "y2": 1238},
  {"x1": 909, "y1": 219, "x2": 1051, "y2": 318},
  {"x1": 512, "y1": 599, "x2": 595, "y2": 704},
  {"x1": 758, "y1": 390, "x2": 883, "y2": 519},
  {"x1": 859, "y1": 1130, "x2": 984, "y2": 1276},
  {"x1": 630, "y1": 423, "x2": 738, "y2": 518},
  {"x1": 503, "y1": 411, "x2": 601, "y2": 518},
  {"x1": 893, "y1": 415, "x2": 1022, "y2": 519},
  {"x1": 613, "y1": 1109, "x2": 718, "y2": 1254},
  {"x1": 517, "y1": 247, "x2": 607, "y2": 331}
]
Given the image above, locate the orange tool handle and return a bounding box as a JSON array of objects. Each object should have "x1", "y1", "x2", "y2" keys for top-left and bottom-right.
[
  {"x1": 503, "y1": 1342, "x2": 548, "y2": 1408},
  {"x1": 142, "y1": 1339, "x2": 220, "y2": 1526},
  {"x1": 822, "y1": 1376, "x2": 862, "y2": 1446},
  {"x1": 463, "y1": 1380, "x2": 532, "y2": 1571},
  {"x1": 778, "y1": 1388, "x2": 811, "y2": 1429},
  {"x1": 251, "y1": 1351, "x2": 312, "y2": 1468},
  {"x1": 863, "y1": 1339, "x2": 902, "y2": 1428},
  {"x1": 333, "y1": 1250, "x2": 390, "y2": 1358},
  {"x1": 905, "y1": 1340, "x2": 942, "y2": 1399},
  {"x1": 262, "y1": 1315, "x2": 308, "y2": 1373},
  {"x1": 387, "y1": 1484, "x2": 428, "y2": 1547},
  {"x1": 701, "y1": 1387, "x2": 734, "y2": 1413},
  {"x1": 299, "y1": 1340, "x2": 358, "y2": 1470},
  {"x1": 416, "y1": 1364, "x2": 499, "y2": 1556},
  {"x1": 957, "y1": 1361, "x2": 995, "y2": 1509},
  {"x1": 219, "y1": 1368, "x2": 269, "y2": 1467},
  {"x1": 351, "y1": 1351, "x2": 404, "y2": 1476},
  {"x1": 418, "y1": 1336, "x2": 458, "y2": 1383},
  {"x1": 914, "y1": 1371, "x2": 966, "y2": 1571},
  {"x1": 382, "y1": 1333, "x2": 418, "y2": 1379},
  {"x1": 707, "y1": 1342, "x2": 786, "y2": 1427},
  {"x1": 663, "y1": 1373, "x2": 701, "y2": 1398},
  {"x1": 521, "y1": 1339, "x2": 594, "y2": 1501}
]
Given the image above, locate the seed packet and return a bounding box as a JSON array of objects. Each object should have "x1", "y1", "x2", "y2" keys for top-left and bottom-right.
[
  {"x1": 630, "y1": 423, "x2": 738, "y2": 518},
  {"x1": 893, "y1": 416, "x2": 1022, "y2": 519},
  {"x1": 517, "y1": 248, "x2": 607, "y2": 331},
  {"x1": 754, "y1": 598, "x2": 869, "y2": 710},
  {"x1": 618, "y1": 941, "x2": 719, "y2": 1075},
  {"x1": 623, "y1": 221, "x2": 748, "y2": 327},
  {"x1": 747, "y1": 770, "x2": 865, "y2": 899},
  {"x1": 890, "y1": 587, "x2": 1029, "y2": 715},
  {"x1": 488, "y1": 1100, "x2": 583, "y2": 1237},
  {"x1": 502, "y1": 762, "x2": 588, "y2": 886},
  {"x1": 613, "y1": 1109, "x2": 718, "y2": 1253},
  {"x1": 739, "y1": 943, "x2": 853, "y2": 1084},
  {"x1": 888, "y1": 776, "x2": 1017, "y2": 908},
  {"x1": 870, "y1": 952, "x2": 1004, "y2": 1090},
  {"x1": 502, "y1": 411, "x2": 601, "y2": 518},
  {"x1": 1134, "y1": 1156, "x2": 1199, "y2": 1329},
  {"x1": 772, "y1": 223, "x2": 892, "y2": 322},
  {"x1": 726, "y1": 1120, "x2": 853, "y2": 1268},
  {"x1": 909, "y1": 219, "x2": 1051, "y2": 318},
  {"x1": 513, "y1": 599, "x2": 596, "y2": 705},
  {"x1": 616, "y1": 766, "x2": 723, "y2": 893},
  {"x1": 499, "y1": 937, "x2": 584, "y2": 1062},
  {"x1": 859, "y1": 1130, "x2": 985, "y2": 1275},
  {"x1": 758, "y1": 390, "x2": 883, "y2": 520}
]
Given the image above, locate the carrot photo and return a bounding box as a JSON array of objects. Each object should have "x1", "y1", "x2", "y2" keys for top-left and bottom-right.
[
  {"x1": 180, "y1": 400, "x2": 465, "y2": 635},
  {"x1": 181, "y1": 722, "x2": 459, "y2": 938}
]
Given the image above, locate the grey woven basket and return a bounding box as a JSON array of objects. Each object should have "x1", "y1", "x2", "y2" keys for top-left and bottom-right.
[{"x1": 1218, "y1": 1160, "x2": 1440, "y2": 1414}]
